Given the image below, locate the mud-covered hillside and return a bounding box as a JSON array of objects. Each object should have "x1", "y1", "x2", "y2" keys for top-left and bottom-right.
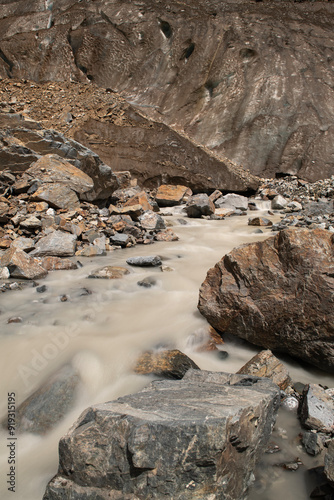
[{"x1": 0, "y1": 0, "x2": 333, "y2": 181}]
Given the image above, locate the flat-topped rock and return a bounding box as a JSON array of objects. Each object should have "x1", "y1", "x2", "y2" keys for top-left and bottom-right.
[{"x1": 44, "y1": 370, "x2": 279, "y2": 500}]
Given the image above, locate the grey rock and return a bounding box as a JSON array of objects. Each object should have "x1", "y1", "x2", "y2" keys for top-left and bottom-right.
[
  {"x1": 286, "y1": 201, "x2": 303, "y2": 212},
  {"x1": 324, "y1": 440, "x2": 334, "y2": 484},
  {"x1": 185, "y1": 193, "x2": 215, "y2": 218},
  {"x1": 11, "y1": 236, "x2": 35, "y2": 251},
  {"x1": 215, "y1": 193, "x2": 249, "y2": 211},
  {"x1": 19, "y1": 215, "x2": 42, "y2": 229},
  {"x1": 110, "y1": 232, "x2": 132, "y2": 247},
  {"x1": 31, "y1": 230, "x2": 77, "y2": 257},
  {"x1": 126, "y1": 256, "x2": 162, "y2": 267},
  {"x1": 300, "y1": 384, "x2": 334, "y2": 434},
  {"x1": 137, "y1": 277, "x2": 157, "y2": 288},
  {"x1": 4, "y1": 365, "x2": 81, "y2": 435},
  {"x1": 302, "y1": 431, "x2": 324, "y2": 456},
  {"x1": 44, "y1": 370, "x2": 280, "y2": 500},
  {"x1": 138, "y1": 210, "x2": 166, "y2": 231},
  {"x1": 271, "y1": 195, "x2": 288, "y2": 210}
]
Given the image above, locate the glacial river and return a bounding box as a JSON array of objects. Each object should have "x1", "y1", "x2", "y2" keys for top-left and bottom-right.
[{"x1": 0, "y1": 208, "x2": 333, "y2": 499}]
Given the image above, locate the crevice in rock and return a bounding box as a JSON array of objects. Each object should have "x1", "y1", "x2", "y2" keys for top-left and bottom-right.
[
  {"x1": 126, "y1": 447, "x2": 154, "y2": 478},
  {"x1": 239, "y1": 48, "x2": 257, "y2": 60},
  {"x1": 0, "y1": 49, "x2": 14, "y2": 77},
  {"x1": 100, "y1": 10, "x2": 132, "y2": 44},
  {"x1": 204, "y1": 79, "x2": 219, "y2": 98},
  {"x1": 158, "y1": 19, "x2": 172, "y2": 39},
  {"x1": 181, "y1": 42, "x2": 195, "y2": 60}
]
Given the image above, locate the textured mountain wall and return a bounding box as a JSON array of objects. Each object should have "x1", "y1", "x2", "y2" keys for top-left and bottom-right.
[{"x1": 0, "y1": 0, "x2": 333, "y2": 181}]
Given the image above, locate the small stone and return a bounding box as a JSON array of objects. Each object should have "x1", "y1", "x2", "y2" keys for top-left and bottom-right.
[
  {"x1": 36, "y1": 285, "x2": 47, "y2": 293},
  {"x1": 0, "y1": 266, "x2": 10, "y2": 279},
  {"x1": 160, "y1": 265, "x2": 174, "y2": 272},
  {"x1": 248, "y1": 217, "x2": 273, "y2": 226},
  {"x1": 59, "y1": 294, "x2": 69, "y2": 302},
  {"x1": 88, "y1": 266, "x2": 130, "y2": 279},
  {"x1": 137, "y1": 276, "x2": 157, "y2": 288},
  {"x1": 127, "y1": 255, "x2": 162, "y2": 267},
  {"x1": 281, "y1": 396, "x2": 299, "y2": 412},
  {"x1": 8, "y1": 316, "x2": 22, "y2": 323},
  {"x1": 138, "y1": 210, "x2": 166, "y2": 230}
]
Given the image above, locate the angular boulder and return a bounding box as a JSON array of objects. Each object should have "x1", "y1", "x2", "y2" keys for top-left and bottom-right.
[
  {"x1": 155, "y1": 185, "x2": 192, "y2": 207},
  {"x1": 299, "y1": 384, "x2": 334, "y2": 434},
  {"x1": 43, "y1": 370, "x2": 280, "y2": 500},
  {"x1": 237, "y1": 350, "x2": 291, "y2": 391},
  {"x1": 138, "y1": 210, "x2": 166, "y2": 231},
  {"x1": 215, "y1": 193, "x2": 249, "y2": 211},
  {"x1": 0, "y1": 247, "x2": 47, "y2": 280},
  {"x1": 20, "y1": 154, "x2": 94, "y2": 197},
  {"x1": 325, "y1": 440, "x2": 334, "y2": 485},
  {"x1": 198, "y1": 228, "x2": 334, "y2": 372},
  {"x1": 31, "y1": 183, "x2": 80, "y2": 210},
  {"x1": 185, "y1": 194, "x2": 215, "y2": 218},
  {"x1": 31, "y1": 231, "x2": 77, "y2": 257}
]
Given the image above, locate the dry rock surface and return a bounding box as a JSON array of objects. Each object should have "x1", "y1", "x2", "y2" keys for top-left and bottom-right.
[
  {"x1": 198, "y1": 227, "x2": 334, "y2": 372},
  {"x1": 0, "y1": 1, "x2": 334, "y2": 181}
]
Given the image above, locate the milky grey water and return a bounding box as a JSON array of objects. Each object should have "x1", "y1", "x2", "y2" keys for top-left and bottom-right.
[{"x1": 0, "y1": 209, "x2": 333, "y2": 499}]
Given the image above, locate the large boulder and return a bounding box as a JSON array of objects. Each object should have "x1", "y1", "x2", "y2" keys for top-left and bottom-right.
[
  {"x1": 43, "y1": 370, "x2": 280, "y2": 500},
  {"x1": 198, "y1": 228, "x2": 334, "y2": 372},
  {"x1": 31, "y1": 230, "x2": 77, "y2": 257},
  {"x1": 0, "y1": 113, "x2": 118, "y2": 201}
]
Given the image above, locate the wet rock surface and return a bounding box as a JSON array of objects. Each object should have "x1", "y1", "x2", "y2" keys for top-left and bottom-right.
[
  {"x1": 237, "y1": 350, "x2": 291, "y2": 391},
  {"x1": 198, "y1": 227, "x2": 334, "y2": 372},
  {"x1": 134, "y1": 349, "x2": 200, "y2": 379},
  {"x1": 3, "y1": 364, "x2": 81, "y2": 435},
  {"x1": 43, "y1": 370, "x2": 280, "y2": 500}
]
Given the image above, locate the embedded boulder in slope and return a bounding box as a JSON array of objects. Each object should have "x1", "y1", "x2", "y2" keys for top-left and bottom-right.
[
  {"x1": 43, "y1": 370, "x2": 280, "y2": 500},
  {"x1": 198, "y1": 228, "x2": 334, "y2": 373}
]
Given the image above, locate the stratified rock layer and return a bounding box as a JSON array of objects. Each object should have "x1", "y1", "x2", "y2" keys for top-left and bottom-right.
[
  {"x1": 198, "y1": 228, "x2": 334, "y2": 372},
  {"x1": 43, "y1": 370, "x2": 280, "y2": 500},
  {"x1": 0, "y1": 1, "x2": 334, "y2": 181}
]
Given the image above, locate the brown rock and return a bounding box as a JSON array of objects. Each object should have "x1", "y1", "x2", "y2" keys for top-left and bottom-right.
[
  {"x1": 88, "y1": 266, "x2": 130, "y2": 279},
  {"x1": 198, "y1": 228, "x2": 334, "y2": 372},
  {"x1": 41, "y1": 257, "x2": 78, "y2": 271},
  {"x1": 0, "y1": 247, "x2": 47, "y2": 280},
  {"x1": 155, "y1": 185, "x2": 192, "y2": 207},
  {"x1": 21, "y1": 154, "x2": 94, "y2": 196},
  {"x1": 134, "y1": 349, "x2": 200, "y2": 379},
  {"x1": 123, "y1": 191, "x2": 153, "y2": 211},
  {"x1": 237, "y1": 350, "x2": 291, "y2": 390},
  {"x1": 248, "y1": 217, "x2": 273, "y2": 227},
  {"x1": 154, "y1": 229, "x2": 179, "y2": 242}
]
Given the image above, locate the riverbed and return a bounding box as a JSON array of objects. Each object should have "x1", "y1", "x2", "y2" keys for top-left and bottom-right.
[{"x1": 0, "y1": 208, "x2": 333, "y2": 499}]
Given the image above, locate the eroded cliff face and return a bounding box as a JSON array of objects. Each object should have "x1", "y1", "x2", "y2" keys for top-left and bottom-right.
[{"x1": 0, "y1": 0, "x2": 333, "y2": 181}]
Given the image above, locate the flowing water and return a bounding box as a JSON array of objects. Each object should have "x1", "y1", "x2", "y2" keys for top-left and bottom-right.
[{"x1": 0, "y1": 208, "x2": 333, "y2": 500}]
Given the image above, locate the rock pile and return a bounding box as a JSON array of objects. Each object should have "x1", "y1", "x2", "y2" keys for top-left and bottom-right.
[{"x1": 256, "y1": 176, "x2": 334, "y2": 232}]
